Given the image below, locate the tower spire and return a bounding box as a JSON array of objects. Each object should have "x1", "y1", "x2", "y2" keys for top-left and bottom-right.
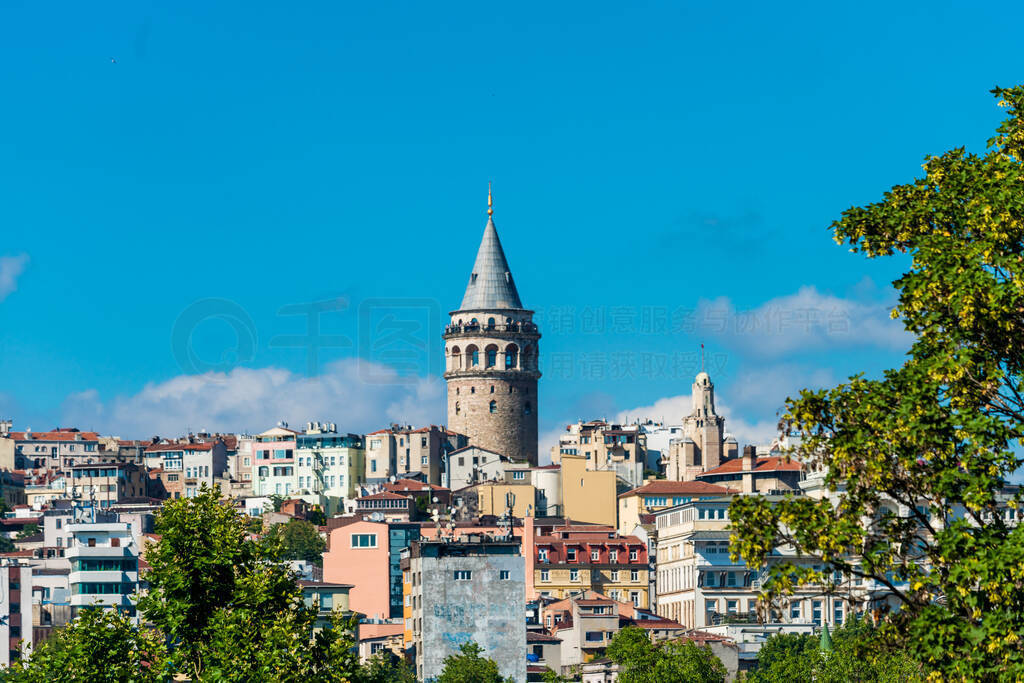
[{"x1": 488, "y1": 182, "x2": 493, "y2": 217}]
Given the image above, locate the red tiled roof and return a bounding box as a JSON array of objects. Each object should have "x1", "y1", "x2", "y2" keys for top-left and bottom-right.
[
  {"x1": 8, "y1": 430, "x2": 100, "y2": 442},
  {"x1": 618, "y1": 480, "x2": 737, "y2": 499},
  {"x1": 526, "y1": 631, "x2": 562, "y2": 642},
  {"x1": 384, "y1": 479, "x2": 450, "y2": 493},
  {"x1": 357, "y1": 491, "x2": 412, "y2": 501},
  {"x1": 576, "y1": 598, "x2": 614, "y2": 606},
  {"x1": 698, "y1": 455, "x2": 802, "y2": 477},
  {"x1": 625, "y1": 617, "x2": 686, "y2": 630},
  {"x1": 145, "y1": 442, "x2": 215, "y2": 453}
]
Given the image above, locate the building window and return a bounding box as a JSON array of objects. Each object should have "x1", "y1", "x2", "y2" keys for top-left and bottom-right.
[
  {"x1": 454, "y1": 570, "x2": 472, "y2": 581},
  {"x1": 570, "y1": 570, "x2": 580, "y2": 582},
  {"x1": 630, "y1": 570, "x2": 639, "y2": 583},
  {"x1": 489, "y1": 400, "x2": 497, "y2": 414},
  {"x1": 630, "y1": 591, "x2": 640, "y2": 606},
  {"x1": 540, "y1": 570, "x2": 550, "y2": 582},
  {"x1": 610, "y1": 570, "x2": 619, "y2": 582},
  {"x1": 512, "y1": 471, "x2": 525, "y2": 480},
  {"x1": 499, "y1": 570, "x2": 510, "y2": 580},
  {"x1": 812, "y1": 600, "x2": 822, "y2": 625},
  {"x1": 351, "y1": 534, "x2": 377, "y2": 548},
  {"x1": 629, "y1": 549, "x2": 639, "y2": 561},
  {"x1": 705, "y1": 599, "x2": 717, "y2": 614},
  {"x1": 566, "y1": 548, "x2": 576, "y2": 562},
  {"x1": 727, "y1": 600, "x2": 738, "y2": 614},
  {"x1": 538, "y1": 549, "x2": 548, "y2": 563},
  {"x1": 525, "y1": 401, "x2": 532, "y2": 415},
  {"x1": 585, "y1": 631, "x2": 603, "y2": 642},
  {"x1": 610, "y1": 550, "x2": 618, "y2": 563},
  {"x1": 834, "y1": 601, "x2": 844, "y2": 625},
  {"x1": 726, "y1": 572, "x2": 737, "y2": 587},
  {"x1": 591, "y1": 550, "x2": 600, "y2": 561}
]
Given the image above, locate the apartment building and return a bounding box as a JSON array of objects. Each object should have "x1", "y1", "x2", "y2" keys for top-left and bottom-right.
[
  {"x1": 252, "y1": 426, "x2": 299, "y2": 497},
  {"x1": 445, "y1": 445, "x2": 511, "y2": 489},
  {"x1": 6, "y1": 428, "x2": 101, "y2": 471},
  {"x1": 67, "y1": 463, "x2": 148, "y2": 507},
  {"x1": 551, "y1": 421, "x2": 647, "y2": 488},
  {"x1": 695, "y1": 446, "x2": 803, "y2": 494},
  {"x1": 322, "y1": 519, "x2": 421, "y2": 620},
  {"x1": 0, "y1": 562, "x2": 32, "y2": 667},
  {"x1": 295, "y1": 424, "x2": 364, "y2": 509},
  {"x1": 66, "y1": 521, "x2": 138, "y2": 617},
  {"x1": 366, "y1": 425, "x2": 467, "y2": 486},
  {"x1": 523, "y1": 518, "x2": 651, "y2": 607},
  {"x1": 617, "y1": 480, "x2": 737, "y2": 535},
  {"x1": 144, "y1": 440, "x2": 228, "y2": 498},
  {"x1": 402, "y1": 537, "x2": 526, "y2": 682}
]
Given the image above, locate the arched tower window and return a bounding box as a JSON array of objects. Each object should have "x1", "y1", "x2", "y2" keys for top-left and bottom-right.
[
  {"x1": 466, "y1": 345, "x2": 479, "y2": 367},
  {"x1": 487, "y1": 317, "x2": 495, "y2": 329},
  {"x1": 489, "y1": 400, "x2": 497, "y2": 414},
  {"x1": 525, "y1": 401, "x2": 532, "y2": 415},
  {"x1": 450, "y1": 346, "x2": 461, "y2": 372},
  {"x1": 505, "y1": 343, "x2": 519, "y2": 370},
  {"x1": 455, "y1": 401, "x2": 460, "y2": 415},
  {"x1": 485, "y1": 344, "x2": 498, "y2": 368}
]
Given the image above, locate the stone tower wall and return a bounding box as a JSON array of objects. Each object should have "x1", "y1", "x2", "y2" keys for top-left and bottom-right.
[{"x1": 446, "y1": 374, "x2": 537, "y2": 465}]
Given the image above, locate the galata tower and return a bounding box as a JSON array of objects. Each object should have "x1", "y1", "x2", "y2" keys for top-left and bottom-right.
[{"x1": 444, "y1": 188, "x2": 540, "y2": 465}]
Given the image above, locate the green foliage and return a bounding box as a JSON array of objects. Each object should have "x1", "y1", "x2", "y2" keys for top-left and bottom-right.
[
  {"x1": 729, "y1": 85, "x2": 1024, "y2": 680},
  {"x1": 748, "y1": 619, "x2": 921, "y2": 682},
  {"x1": 263, "y1": 518, "x2": 327, "y2": 566},
  {"x1": 361, "y1": 650, "x2": 416, "y2": 682},
  {"x1": 307, "y1": 507, "x2": 327, "y2": 526},
  {"x1": 265, "y1": 494, "x2": 286, "y2": 513},
  {"x1": 7, "y1": 608, "x2": 170, "y2": 682},
  {"x1": 436, "y1": 641, "x2": 510, "y2": 683},
  {"x1": 606, "y1": 626, "x2": 726, "y2": 683},
  {"x1": 16, "y1": 523, "x2": 39, "y2": 540},
  {"x1": 137, "y1": 486, "x2": 361, "y2": 681}
]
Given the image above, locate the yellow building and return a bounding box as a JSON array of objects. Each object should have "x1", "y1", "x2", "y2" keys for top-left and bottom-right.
[
  {"x1": 560, "y1": 455, "x2": 617, "y2": 527},
  {"x1": 474, "y1": 482, "x2": 536, "y2": 518}
]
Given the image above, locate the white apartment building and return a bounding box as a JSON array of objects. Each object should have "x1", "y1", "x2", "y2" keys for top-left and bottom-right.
[
  {"x1": 0, "y1": 561, "x2": 32, "y2": 667},
  {"x1": 67, "y1": 521, "x2": 138, "y2": 617},
  {"x1": 655, "y1": 497, "x2": 881, "y2": 632}
]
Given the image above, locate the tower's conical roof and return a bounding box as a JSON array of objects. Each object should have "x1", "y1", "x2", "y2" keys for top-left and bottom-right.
[{"x1": 458, "y1": 216, "x2": 523, "y2": 310}]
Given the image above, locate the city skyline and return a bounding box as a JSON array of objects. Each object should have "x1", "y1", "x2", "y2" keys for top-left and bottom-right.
[{"x1": 2, "y1": 2, "x2": 1021, "y2": 452}]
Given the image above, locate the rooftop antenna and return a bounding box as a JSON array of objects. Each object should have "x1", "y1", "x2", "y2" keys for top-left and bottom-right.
[
  {"x1": 487, "y1": 183, "x2": 493, "y2": 217},
  {"x1": 701, "y1": 343, "x2": 705, "y2": 373}
]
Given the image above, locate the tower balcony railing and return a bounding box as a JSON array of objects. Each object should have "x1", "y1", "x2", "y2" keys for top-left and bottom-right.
[{"x1": 444, "y1": 322, "x2": 539, "y2": 337}]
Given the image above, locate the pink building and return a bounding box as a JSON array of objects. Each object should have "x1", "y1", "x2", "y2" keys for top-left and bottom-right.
[{"x1": 323, "y1": 520, "x2": 393, "y2": 620}]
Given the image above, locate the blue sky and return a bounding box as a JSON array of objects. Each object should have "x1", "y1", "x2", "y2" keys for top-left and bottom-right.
[{"x1": 1, "y1": 1, "x2": 1021, "y2": 450}]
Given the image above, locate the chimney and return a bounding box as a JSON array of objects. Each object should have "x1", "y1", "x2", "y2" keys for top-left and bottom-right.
[{"x1": 742, "y1": 446, "x2": 756, "y2": 494}]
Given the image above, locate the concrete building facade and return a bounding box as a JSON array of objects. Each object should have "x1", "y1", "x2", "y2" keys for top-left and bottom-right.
[
  {"x1": 403, "y1": 537, "x2": 526, "y2": 682},
  {"x1": 444, "y1": 192, "x2": 541, "y2": 466}
]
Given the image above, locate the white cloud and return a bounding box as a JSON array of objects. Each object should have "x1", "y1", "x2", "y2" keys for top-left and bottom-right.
[
  {"x1": 61, "y1": 359, "x2": 445, "y2": 439},
  {"x1": 695, "y1": 286, "x2": 911, "y2": 357},
  {"x1": 0, "y1": 254, "x2": 28, "y2": 301}
]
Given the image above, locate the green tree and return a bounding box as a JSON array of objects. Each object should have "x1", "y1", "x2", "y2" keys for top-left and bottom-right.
[
  {"x1": 436, "y1": 641, "x2": 510, "y2": 683},
  {"x1": 748, "y1": 618, "x2": 921, "y2": 683},
  {"x1": 16, "y1": 523, "x2": 39, "y2": 540},
  {"x1": 361, "y1": 650, "x2": 416, "y2": 682},
  {"x1": 136, "y1": 486, "x2": 360, "y2": 681},
  {"x1": 7, "y1": 607, "x2": 170, "y2": 682},
  {"x1": 729, "y1": 85, "x2": 1024, "y2": 680},
  {"x1": 606, "y1": 626, "x2": 726, "y2": 683},
  {"x1": 263, "y1": 518, "x2": 327, "y2": 566}
]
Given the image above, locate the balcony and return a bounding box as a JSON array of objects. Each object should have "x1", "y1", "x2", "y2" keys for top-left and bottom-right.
[{"x1": 444, "y1": 321, "x2": 539, "y2": 338}]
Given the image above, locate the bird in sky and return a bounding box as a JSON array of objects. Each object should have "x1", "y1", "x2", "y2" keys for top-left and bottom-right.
[{"x1": 110, "y1": 57, "x2": 117, "y2": 63}]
